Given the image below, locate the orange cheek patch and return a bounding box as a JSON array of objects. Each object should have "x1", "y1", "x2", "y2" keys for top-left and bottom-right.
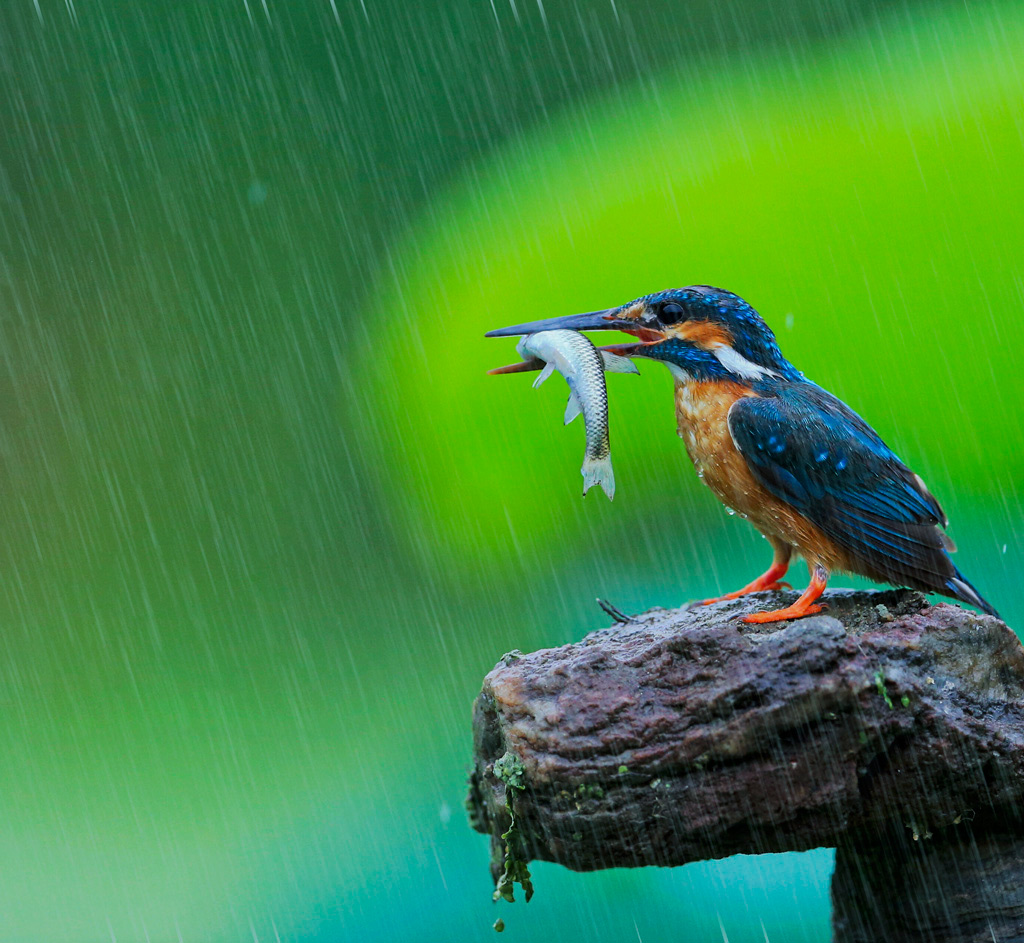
[{"x1": 674, "y1": 320, "x2": 734, "y2": 350}]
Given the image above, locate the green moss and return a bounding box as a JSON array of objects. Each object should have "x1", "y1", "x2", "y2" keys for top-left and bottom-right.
[
  {"x1": 493, "y1": 752, "x2": 525, "y2": 791},
  {"x1": 874, "y1": 671, "x2": 895, "y2": 710},
  {"x1": 573, "y1": 783, "x2": 604, "y2": 810},
  {"x1": 492, "y1": 752, "x2": 534, "y2": 904}
]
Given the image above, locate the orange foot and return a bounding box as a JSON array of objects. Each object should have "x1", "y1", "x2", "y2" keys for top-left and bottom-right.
[
  {"x1": 696, "y1": 559, "x2": 791, "y2": 607},
  {"x1": 741, "y1": 564, "x2": 829, "y2": 624}
]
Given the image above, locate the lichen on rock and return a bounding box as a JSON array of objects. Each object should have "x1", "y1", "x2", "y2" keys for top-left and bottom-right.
[{"x1": 491, "y1": 751, "x2": 533, "y2": 904}]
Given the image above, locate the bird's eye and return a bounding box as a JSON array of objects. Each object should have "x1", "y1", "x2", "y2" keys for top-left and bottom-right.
[{"x1": 659, "y1": 302, "x2": 685, "y2": 324}]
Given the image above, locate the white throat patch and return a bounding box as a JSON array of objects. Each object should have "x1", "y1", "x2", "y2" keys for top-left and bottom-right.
[{"x1": 712, "y1": 345, "x2": 779, "y2": 380}]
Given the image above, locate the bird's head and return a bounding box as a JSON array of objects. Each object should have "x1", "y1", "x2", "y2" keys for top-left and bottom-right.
[{"x1": 487, "y1": 285, "x2": 802, "y2": 384}]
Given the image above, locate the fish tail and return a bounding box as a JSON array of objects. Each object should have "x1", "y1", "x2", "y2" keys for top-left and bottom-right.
[{"x1": 582, "y1": 454, "x2": 615, "y2": 500}]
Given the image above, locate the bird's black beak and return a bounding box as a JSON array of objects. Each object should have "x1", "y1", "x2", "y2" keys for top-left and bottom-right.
[
  {"x1": 485, "y1": 308, "x2": 635, "y2": 338},
  {"x1": 485, "y1": 307, "x2": 666, "y2": 374}
]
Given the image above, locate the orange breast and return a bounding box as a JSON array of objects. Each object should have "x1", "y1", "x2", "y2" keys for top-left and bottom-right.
[{"x1": 674, "y1": 380, "x2": 857, "y2": 572}]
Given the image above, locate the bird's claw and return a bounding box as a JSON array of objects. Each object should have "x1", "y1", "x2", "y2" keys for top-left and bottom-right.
[
  {"x1": 689, "y1": 580, "x2": 792, "y2": 608},
  {"x1": 689, "y1": 593, "x2": 743, "y2": 607},
  {"x1": 740, "y1": 602, "x2": 827, "y2": 624}
]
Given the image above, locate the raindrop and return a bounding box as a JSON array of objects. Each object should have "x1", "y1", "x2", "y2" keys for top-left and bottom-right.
[{"x1": 247, "y1": 180, "x2": 268, "y2": 205}]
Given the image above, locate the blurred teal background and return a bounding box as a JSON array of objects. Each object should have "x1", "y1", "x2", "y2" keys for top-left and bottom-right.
[{"x1": 2, "y1": 0, "x2": 1023, "y2": 939}]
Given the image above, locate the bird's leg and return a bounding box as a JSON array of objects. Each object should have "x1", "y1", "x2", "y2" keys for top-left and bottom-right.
[
  {"x1": 695, "y1": 540, "x2": 792, "y2": 606},
  {"x1": 741, "y1": 563, "x2": 829, "y2": 624}
]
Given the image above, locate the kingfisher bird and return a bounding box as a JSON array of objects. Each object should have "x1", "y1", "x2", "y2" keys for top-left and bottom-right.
[{"x1": 486, "y1": 285, "x2": 999, "y2": 624}]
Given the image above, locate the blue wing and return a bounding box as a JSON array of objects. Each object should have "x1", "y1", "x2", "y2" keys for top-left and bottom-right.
[{"x1": 727, "y1": 384, "x2": 997, "y2": 615}]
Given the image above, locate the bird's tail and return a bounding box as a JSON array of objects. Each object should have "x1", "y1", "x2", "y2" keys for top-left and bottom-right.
[
  {"x1": 945, "y1": 569, "x2": 1000, "y2": 618},
  {"x1": 582, "y1": 455, "x2": 615, "y2": 500}
]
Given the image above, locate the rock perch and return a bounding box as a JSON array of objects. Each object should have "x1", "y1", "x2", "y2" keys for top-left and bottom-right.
[{"x1": 467, "y1": 589, "x2": 1024, "y2": 941}]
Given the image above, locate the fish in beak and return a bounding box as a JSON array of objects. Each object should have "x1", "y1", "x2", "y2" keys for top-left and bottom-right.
[{"x1": 485, "y1": 306, "x2": 666, "y2": 374}]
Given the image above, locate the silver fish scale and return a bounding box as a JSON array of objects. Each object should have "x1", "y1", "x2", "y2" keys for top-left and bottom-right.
[
  {"x1": 519, "y1": 329, "x2": 610, "y2": 460},
  {"x1": 574, "y1": 349, "x2": 610, "y2": 462}
]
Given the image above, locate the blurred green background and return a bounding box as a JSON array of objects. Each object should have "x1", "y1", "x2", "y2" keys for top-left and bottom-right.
[{"x1": 2, "y1": 0, "x2": 1023, "y2": 939}]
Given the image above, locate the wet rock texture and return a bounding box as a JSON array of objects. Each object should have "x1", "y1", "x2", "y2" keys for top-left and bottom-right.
[
  {"x1": 833, "y1": 826, "x2": 1024, "y2": 943},
  {"x1": 468, "y1": 588, "x2": 1024, "y2": 934}
]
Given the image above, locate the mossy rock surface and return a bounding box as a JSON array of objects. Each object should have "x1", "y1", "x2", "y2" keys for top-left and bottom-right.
[{"x1": 469, "y1": 590, "x2": 1024, "y2": 876}]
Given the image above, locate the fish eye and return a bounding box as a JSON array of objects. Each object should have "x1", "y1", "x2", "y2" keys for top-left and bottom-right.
[{"x1": 659, "y1": 302, "x2": 685, "y2": 324}]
